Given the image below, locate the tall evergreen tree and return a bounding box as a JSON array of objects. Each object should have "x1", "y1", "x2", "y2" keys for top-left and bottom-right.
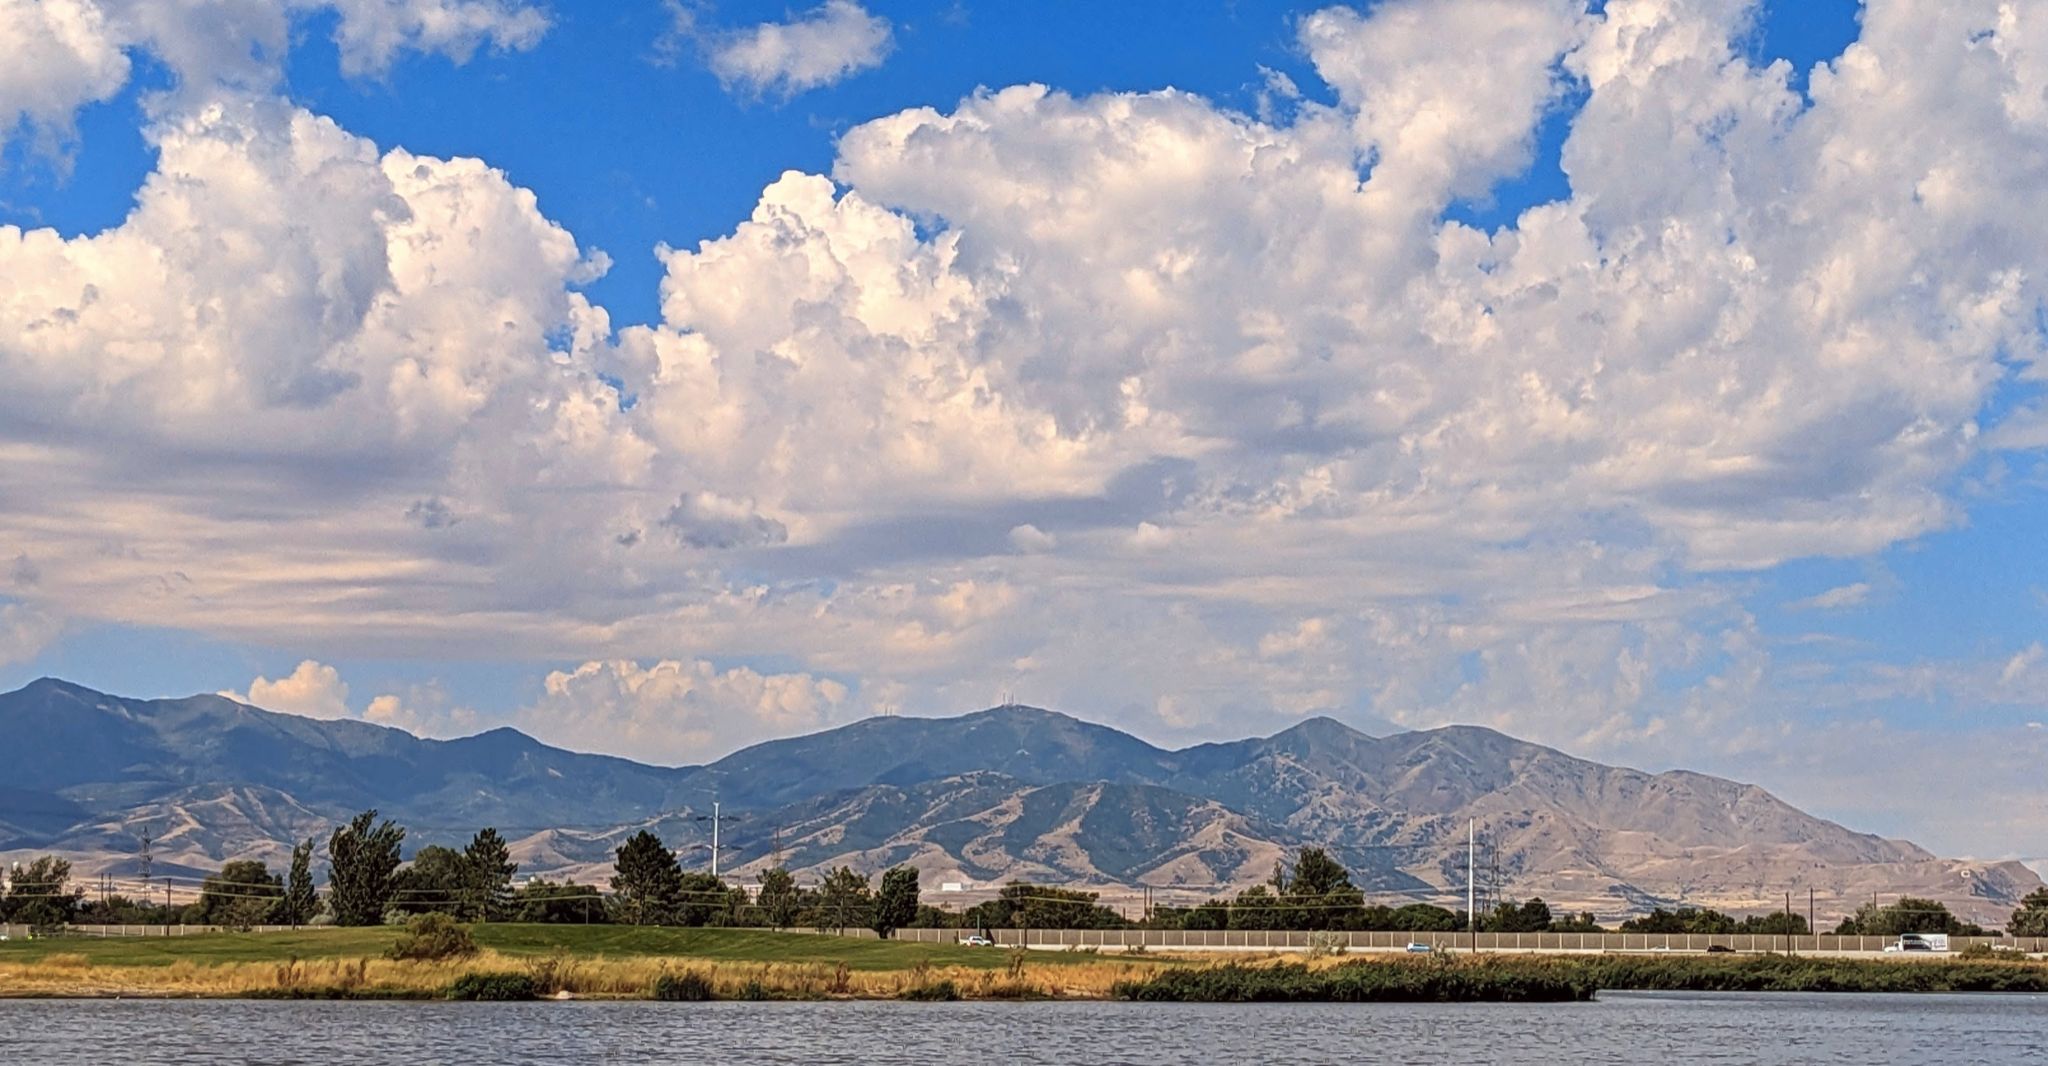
[
  {"x1": 873, "y1": 866, "x2": 920, "y2": 939},
  {"x1": 278, "y1": 838, "x2": 320, "y2": 928},
  {"x1": 610, "y1": 830, "x2": 683, "y2": 925},
  {"x1": 327, "y1": 809, "x2": 405, "y2": 926},
  {"x1": 462, "y1": 828, "x2": 517, "y2": 922}
]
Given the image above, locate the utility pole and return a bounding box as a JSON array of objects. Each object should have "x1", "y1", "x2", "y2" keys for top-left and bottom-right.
[
  {"x1": 1785, "y1": 891, "x2": 1793, "y2": 955},
  {"x1": 1468, "y1": 819, "x2": 1476, "y2": 953},
  {"x1": 711, "y1": 801, "x2": 721, "y2": 880},
  {"x1": 1809, "y1": 888, "x2": 1815, "y2": 943}
]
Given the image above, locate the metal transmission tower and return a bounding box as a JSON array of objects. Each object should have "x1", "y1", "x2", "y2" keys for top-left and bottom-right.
[{"x1": 135, "y1": 827, "x2": 156, "y2": 891}]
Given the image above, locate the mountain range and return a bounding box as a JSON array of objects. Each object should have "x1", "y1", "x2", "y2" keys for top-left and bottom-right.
[{"x1": 0, "y1": 677, "x2": 2036, "y2": 924}]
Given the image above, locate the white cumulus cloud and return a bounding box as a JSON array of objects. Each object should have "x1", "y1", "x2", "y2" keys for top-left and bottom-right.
[
  {"x1": 223, "y1": 660, "x2": 354, "y2": 719},
  {"x1": 0, "y1": 0, "x2": 548, "y2": 139},
  {"x1": 706, "y1": 0, "x2": 893, "y2": 97}
]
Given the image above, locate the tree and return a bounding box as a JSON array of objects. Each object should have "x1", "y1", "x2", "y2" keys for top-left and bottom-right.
[
  {"x1": 1833, "y1": 896, "x2": 1988, "y2": 937},
  {"x1": 758, "y1": 867, "x2": 801, "y2": 929},
  {"x1": 1550, "y1": 910, "x2": 1605, "y2": 933},
  {"x1": 462, "y1": 828, "x2": 517, "y2": 922},
  {"x1": 2009, "y1": 888, "x2": 2048, "y2": 938},
  {"x1": 1486, "y1": 897, "x2": 1553, "y2": 933},
  {"x1": 1266, "y1": 847, "x2": 1364, "y2": 930},
  {"x1": 1385, "y1": 904, "x2": 1462, "y2": 932},
  {"x1": 817, "y1": 866, "x2": 871, "y2": 934},
  {"x1": 611, "y1": 831, "x2": 683, "y2": 925},
  {"x1": 873, "y1": 866, "x2": 920, "y2": 939},
  {"x1": 1228, "y1": 886, "x2": 1287, "y2": 931},
  {"x1": 77, "y1": 894, "x2": 165, "y2": 925},
  {"x1": 278, "y1": 838, "x2": 321, "y2": 928},
  {"x1": 1735, "y1": 912, "x2": 1809, "y2": 936},
  {"x1": 195, "y1": 859, "x2": 281, "y2": 929},
  {"x1": 510, "y1": 879, "x2": 604, "y2": 923},
  {"x1": 4, "y1": 856, "x2": 82, "y2": 930},
  {"x1": 674, "y1": 872, "x2": 735, "y2": 927},
  {"x1": 1621, "y1": 907, "x2": 1736, "y2": 935},
  {"x1": 970, "y1": 883, "x2": 1130, "y2": 930},
  {"x1": 1287, "y1": 848, "x2": 1353, "y2": 898},
  {"x1": 389, "y1": 845, "x2": 469, "y2": 916},
  {"x1": 328, "y1": 809, "x2": 405, "y2": 926}
]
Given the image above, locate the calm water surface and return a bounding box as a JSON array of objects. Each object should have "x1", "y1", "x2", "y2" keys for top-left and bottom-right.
[{"x1": 2, "y1": 992, "x2": 2044, "y2": 1064}]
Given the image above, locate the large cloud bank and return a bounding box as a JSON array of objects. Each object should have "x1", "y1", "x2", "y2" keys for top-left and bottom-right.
[{"x1": 6, "y1": 0, "x2": 2048, "y2": 809}]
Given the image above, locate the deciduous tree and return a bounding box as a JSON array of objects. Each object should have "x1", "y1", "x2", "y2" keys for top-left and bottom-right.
[
  {"x1": 195, "y1": 859, "x2": 281, "y2": 929},
  {"x1": 3, "y1": 856, "x2": 82, "y2": 929},
  {"x1": 758, "y1": 867, "x2": 800, "y2": 929},
  {"x1": 328, "y1": 809, "x2": 405, "y2": 926},
  {"x1": 873, "y1": 866, "x2": 920, "y2": 939},
  {"x1": 817, "y1": 866, "x2": 871, "y2": 934},
  {"x1": 2009, "y1": 888, "x2": 2048, "y2": 938}
]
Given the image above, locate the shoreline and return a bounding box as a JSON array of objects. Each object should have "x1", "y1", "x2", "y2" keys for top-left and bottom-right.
[{"x1": 7, "y1": 932, "x2": 2048, "y2": 1003}]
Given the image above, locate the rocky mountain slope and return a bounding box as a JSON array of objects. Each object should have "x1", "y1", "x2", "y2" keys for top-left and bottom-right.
[{"x1": 0, "y1": 679, "x2": 2034, "y2": 922}]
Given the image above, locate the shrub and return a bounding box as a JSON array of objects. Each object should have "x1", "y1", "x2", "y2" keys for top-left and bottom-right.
[
  {"x1": 652, "y1": 971, "x2": 716, "y2": 1001},
  {"x1": 447, "y1": 973, "x2": 538, "y2": 1001},
  {"x1": 387, "y1": 913, "x2": 478, "y2": 962},
  {"x1": 903, "y1": 979, "x2": 961, "y2": 1001}
]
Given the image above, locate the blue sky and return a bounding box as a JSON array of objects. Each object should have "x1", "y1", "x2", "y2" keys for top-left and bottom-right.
[{"x1": 6, "y1": 0, "x2": 2048, "y2": 860}]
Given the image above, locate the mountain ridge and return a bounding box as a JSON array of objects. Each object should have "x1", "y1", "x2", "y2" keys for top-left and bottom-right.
[{"x1": 0, "y1": 678, "x2": 2032, "y2": 922}]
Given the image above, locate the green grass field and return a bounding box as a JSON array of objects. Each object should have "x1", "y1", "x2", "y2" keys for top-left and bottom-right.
[{"x1": 0, "y1": 925, "x2": 1134, "y2": 971}]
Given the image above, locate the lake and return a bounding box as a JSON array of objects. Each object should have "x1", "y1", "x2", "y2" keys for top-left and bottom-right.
[{"x1": 2, "y1": 992, "x2": 2044, "y2": 1064}]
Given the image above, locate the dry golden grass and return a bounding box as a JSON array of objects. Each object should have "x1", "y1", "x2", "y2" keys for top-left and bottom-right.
[{"x1": 0, "y1": 949, "x2": 1163, "y2": 1001}]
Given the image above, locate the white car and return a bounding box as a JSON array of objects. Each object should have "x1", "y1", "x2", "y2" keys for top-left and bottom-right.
[{"x1": 960, "y1": 935, "x2": 994, "y2": 947}]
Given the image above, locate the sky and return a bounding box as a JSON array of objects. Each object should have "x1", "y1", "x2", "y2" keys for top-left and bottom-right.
[{"x1": 4, "y1": 0, "x2": 2048, "y2": 863}]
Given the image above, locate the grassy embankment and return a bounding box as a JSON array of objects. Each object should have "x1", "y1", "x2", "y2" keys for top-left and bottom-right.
[
  {"x1": 0, "y1": 925, "x2": 1167, "y2": 1000},
  {"x1": 8, "y1": 928, "x2": 2048, "y2": 1002}
]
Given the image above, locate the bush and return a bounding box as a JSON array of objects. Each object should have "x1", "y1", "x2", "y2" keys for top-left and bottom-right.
[
  {"x1": 651, "y1": 971, "x2": 716, "y2": 1001},
  {"x1": 447, "y1": 973, "x2": 538, "y2": 1001},
  {"x1": 387, "y1": 913, "x2": 478, "y2": 961},
  {"x1": 903, "y1": 979, "x2": 961, "y2": 1001}
]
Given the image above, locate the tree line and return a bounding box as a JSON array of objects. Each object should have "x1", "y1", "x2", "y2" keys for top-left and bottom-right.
[{"x1": 8, "y1": 821, "x2": 2048, "y2": 939}]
